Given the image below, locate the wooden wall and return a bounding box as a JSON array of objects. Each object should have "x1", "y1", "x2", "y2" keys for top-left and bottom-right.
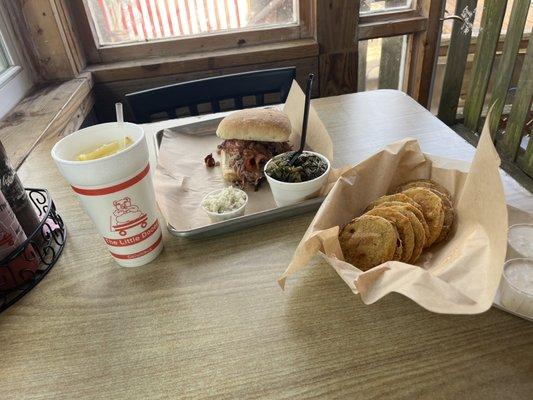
[{"x1": 4, "y1": 0, "x2": 85, "y2": 82}]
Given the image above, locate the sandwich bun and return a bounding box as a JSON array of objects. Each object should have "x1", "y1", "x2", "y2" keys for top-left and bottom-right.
[{"x1": 216, "y1": 108, "x2": 291, "y2": 142}]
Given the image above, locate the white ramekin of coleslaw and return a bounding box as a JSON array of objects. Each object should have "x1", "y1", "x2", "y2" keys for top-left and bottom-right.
[{"x1": 201, "y1": 186, "x2": 248, "y2": 223}]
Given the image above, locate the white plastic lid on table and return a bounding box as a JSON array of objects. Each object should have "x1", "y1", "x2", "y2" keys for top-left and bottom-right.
[
  {"x1": 507, "y1": 224, "x2": 533, "y2": 259},
  {"x1": 500, "y1": 258, "x2": 533, "y2": 318}
]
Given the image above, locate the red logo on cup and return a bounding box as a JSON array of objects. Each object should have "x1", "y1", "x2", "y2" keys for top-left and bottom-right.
[
  {"x1": 110, "y1": 196, "x2": 148, "y2": 236},
  {"x1": 104, "y1": 220, "x2": 159, "y2": 247}
]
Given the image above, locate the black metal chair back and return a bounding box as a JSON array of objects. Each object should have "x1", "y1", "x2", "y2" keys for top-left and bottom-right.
[{"x1": 126, "y1": 67, "x2": 296, "y2": 123}]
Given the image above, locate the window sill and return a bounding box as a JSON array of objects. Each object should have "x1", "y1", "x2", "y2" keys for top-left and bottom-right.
[
  {"x1": 0, "y1": 74, "x2": 94, "y2": 169},
  {"x1": 85, "y1": 38, "x2": 318, "y2": 83},
  {"x1": 0, "y1": 66, "x2": 22, "y2": 88}
]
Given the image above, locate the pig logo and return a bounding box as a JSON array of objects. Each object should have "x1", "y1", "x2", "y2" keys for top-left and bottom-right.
[{"x1": 111, "y1": 197, "x2": 148, "y2": 236}]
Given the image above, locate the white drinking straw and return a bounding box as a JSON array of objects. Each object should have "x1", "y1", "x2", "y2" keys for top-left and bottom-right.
[
  {"x1": 115, "y1": 102, "x2": 124, "y2": 124},
  {"x1": 115, "y1": 102, "x2": 126, "y2": 148}
]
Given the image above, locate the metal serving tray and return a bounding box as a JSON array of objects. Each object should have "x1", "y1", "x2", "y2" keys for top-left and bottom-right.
[{"x1": 153, "y1": 118, "x2": 324, "y2": 238}]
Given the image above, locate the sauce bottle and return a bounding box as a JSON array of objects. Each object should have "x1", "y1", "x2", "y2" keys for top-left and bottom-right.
[
  {"x1": 0, "y1": 190, "x2": 26, "y2": 259},
  {"x1": 0, "y1": 190, "x2": 39, "y2": 291},
  {"x1": 0, "y1": 141, "x2": 40, "y2": 236}
]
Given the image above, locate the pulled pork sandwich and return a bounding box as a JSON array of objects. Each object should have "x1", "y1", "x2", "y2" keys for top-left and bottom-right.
[{"x1": 216, "y1": 108, "x2": 292, "y2": 189}]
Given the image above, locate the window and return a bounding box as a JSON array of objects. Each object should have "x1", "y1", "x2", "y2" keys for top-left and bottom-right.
[
  {"x1": 0, "y1": 42, "x2": 9, "y2": 73},
  {"x1": 85, "y1": 0, "x2": 298, "y2": 46},
  {"x1": 0, "y1": 6, "x2": 33, "y2": 119},
  {"x1": 357, "y1": 0, "x2": 442, "y2": 106},
  {"x1": 358, "y1": 35, "x2": 409, "y2": 92},
  {"x1": 75, "y1": 0, "x2": 309, "y2": 63},
  {"x1": 360, "y1": 0, "x2": 414, "y2": 15}
]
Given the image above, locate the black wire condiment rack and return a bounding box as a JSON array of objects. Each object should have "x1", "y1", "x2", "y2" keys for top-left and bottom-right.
[{"x1": 0, "y1": 188, "x2": 66, "y2": 312}]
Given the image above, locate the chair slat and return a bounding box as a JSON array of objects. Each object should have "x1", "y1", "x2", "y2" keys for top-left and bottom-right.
[
  {"x1": 255, "y1": 94, "x2": 265, "y2": 106},
  {"x1": 463, "y1": 0, "x2": 507, "y2": 132},
  {"x1": 488, "y1": 0, "x2": 530, "y2": 136},
  {"x1": 437, "y1": 0, "x2": 478, "y2": 125},
  {"x1": 502, "y1": 37, "x2": 533, "y2": 164},
  {"x1": 188, "y1": 104, "x2": 199, "y2": 116},
  {"x1": 210, "y1": 100, "x2": 221, "y2": 113}
]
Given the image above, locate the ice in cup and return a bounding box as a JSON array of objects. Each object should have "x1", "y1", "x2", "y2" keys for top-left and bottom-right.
[{"x1": 51, "y1": 122, "x2": 163, "y2": 267}]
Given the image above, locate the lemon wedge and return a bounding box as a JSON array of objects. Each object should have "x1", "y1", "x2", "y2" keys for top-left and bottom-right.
[{"x1": 76, "y1": 137, "x2": 133, "y2": 161}]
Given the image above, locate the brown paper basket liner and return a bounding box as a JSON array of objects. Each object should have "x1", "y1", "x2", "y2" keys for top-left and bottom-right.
[{"x1": 279, "y1": 117, "x2": 510, "y2": 315}]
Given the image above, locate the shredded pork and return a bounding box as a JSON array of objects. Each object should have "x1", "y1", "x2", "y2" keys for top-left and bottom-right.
[{"x1": 217, "y1": 139, "x2": 291, "y2": 189}]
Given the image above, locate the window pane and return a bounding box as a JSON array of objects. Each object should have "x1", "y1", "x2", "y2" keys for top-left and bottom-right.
[
  {"x1": 358, "y1": 35, "x2": 409, "y2": 91},
  {"x1": 360, "y1": 0, "x2": 413, "y2": 15},
  {"x1": 85, "y1": 0, "x2": 298, "y2": 46},
  {"x1": 0, "y1": 40, "x2": 9, "y2": 74}
]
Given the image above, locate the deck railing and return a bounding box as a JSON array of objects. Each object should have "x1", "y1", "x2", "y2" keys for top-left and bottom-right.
[{"x1": 438, "y1": 0, "x2": 532, "y2": 185}]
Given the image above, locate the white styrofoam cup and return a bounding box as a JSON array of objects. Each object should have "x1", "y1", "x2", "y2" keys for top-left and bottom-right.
[{"x1": 51, "y1": 122, "x2": 163, "y2": 267}]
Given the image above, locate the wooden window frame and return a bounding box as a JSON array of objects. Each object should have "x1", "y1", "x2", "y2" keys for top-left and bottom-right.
[
  {"x1": 0, "y1": 2, "x2": 34, "y2": 118},
  {"x1": 71, "y1": 0, "x2": 315, "y2": 64},
  {"x1": 354, "y1": 0, "x2": 445, "y2": 106},
  {"x1": 358, "y1": 9, "x2": 428, "y2": 40}
]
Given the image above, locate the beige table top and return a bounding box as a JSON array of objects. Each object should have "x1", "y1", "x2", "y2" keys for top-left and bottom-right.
[{"x1": 1, "y1": 90, "x2": 532, "y2": 400}]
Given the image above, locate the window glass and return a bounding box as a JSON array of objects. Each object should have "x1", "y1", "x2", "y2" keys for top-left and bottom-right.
[
  {"x1": 0, "y1": 13, "x2": 33, "y2": 119},
  {"x1": 0, "y1": 40, "x2": 9, "y2": 74},
  {"x1": 358, "y1": 35, "x2": 409, "y2": 91},
  {"x1": 360, "y1": 0, "x2": 413, "y2": 15},
  {"x1": 85, "y1": 0, "x2": 298, "y2": 46}
]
